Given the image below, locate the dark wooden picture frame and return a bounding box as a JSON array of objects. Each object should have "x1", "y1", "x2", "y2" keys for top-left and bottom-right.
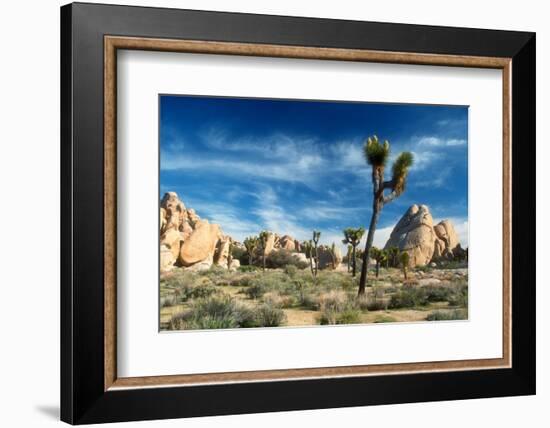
[{"x1": 61, "y1": 2, "x2": 535, "y2": 424}]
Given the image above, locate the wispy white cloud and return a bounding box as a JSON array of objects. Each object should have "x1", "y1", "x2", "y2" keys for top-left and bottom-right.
[{"x1": 417, "y1": 136, "x2": 467, "y2": 147}]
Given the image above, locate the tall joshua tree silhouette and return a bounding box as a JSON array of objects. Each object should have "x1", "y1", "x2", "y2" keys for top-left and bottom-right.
[
  {"x1": 342, "y1": 227, "x2": 365, "y2": 277},
  {"x1": 358, "y1": 136, "x2": 413, "y2": 296},
  {"x1": 258, "y1": 231, "x2": 270, "y2": 272},
  {"x1": 312, "y1": 231, "x2": 321, "y2": 277},
  {"x1": 243, "y1": 236, "x2": 259, "y2": 266}
]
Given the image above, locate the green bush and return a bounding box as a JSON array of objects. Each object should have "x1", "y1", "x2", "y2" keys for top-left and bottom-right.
[
  {"x1": 255, "y1": 303, "x2": 287, "y2": 327},
  {"x1": 388, "y1": 287, "x2": 429, "y2": 309},
  {"x1": 244, "y1": 283, "x2": 266, "y2": 299},
  {"x1": 423, "y1": 285, "x2": 455, "y2": 302},
  {"x1": 170, "y1": 295, "x2": 256, "y2": 330},
  {"x1": 160, "y1": 294, "x2": 177, "y2": 308},
  {"x1": 447, "y1": 286, "x2": 468, "y2": 307},
  {"x1": 265, "y1": 250, "x2": 308, "y2": 269},
  {"x1": 366, "y1": 298, "x2": 388, "y2": 311},
  {"x1": 374, "y1": 315, "x2": 397, "y2": 323},
  {"x1": 299, "y1": 291, "x2": 320, "y2": 310},
  {"x1": 238, "y1": 265, "x2": 259, "y2": 273},
  {"x1": 426, "y1": 309, "x2": 468, "y2": 321},
  {"x1": 283, "y1": 264, "x2": 298, "y2": 277},
  {"x1": 319, "y1": 306, "x2": 361, "y2": 325}
]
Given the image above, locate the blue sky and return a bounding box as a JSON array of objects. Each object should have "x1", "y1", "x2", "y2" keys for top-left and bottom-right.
[{"x1": 160, "y1": 95, "x2": 468, "y2": 251}]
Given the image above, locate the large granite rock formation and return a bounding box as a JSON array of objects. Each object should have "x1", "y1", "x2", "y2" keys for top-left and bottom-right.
[
  {"x1": 159, "y1": 192, "x2": 234, "y2": 272},
  {"x1": 384, "y1": 204, "x2": 463, "y2": 267}
]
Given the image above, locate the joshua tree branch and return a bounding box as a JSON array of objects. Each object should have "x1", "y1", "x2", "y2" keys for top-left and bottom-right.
[{"x1": 382, "y1": 190, "x2": 399, "y2": 204}]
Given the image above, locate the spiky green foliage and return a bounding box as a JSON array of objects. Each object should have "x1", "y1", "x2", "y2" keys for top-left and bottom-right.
[
  {"x1": 391, "y1": 151, "x2": 414, "y2": 195},
  {"x1": 358, "y1": 135, "x2": 414, "y2": 296},
  {"x1": 342, "y1": 227, "x2": 365, "y2": 277},
  {"x1": 302, "y1": 240, "x2": 315, "y2": 278},
  {"x1": 364, "y1": 135, "x2": 390, "y2": 167},
  {"x1": 370, "y1": 247, "x2": 387, "y2": 278},
  {"x1": 387, "y1": 246, "x2": 400, "y2": 267},
  {"x1": 243, "y1": 236, "x2": 259, "y2": 266},
  {"x1": 312, "y1": 231, "x2": 321, "y2": 278},
  {"x1": 258, "y1": 231, "x2": 271, "y2": 272}
]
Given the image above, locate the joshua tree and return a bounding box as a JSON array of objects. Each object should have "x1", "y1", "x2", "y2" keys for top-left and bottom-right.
[
  {"x1": 387, "y1": 246, "x2": 400, "y2": 268},
  {"x1": 312, "y1": 230, "x2": 321, "y2": 277},
  {"x1": 302, "y1": 240, "x2": 316, "y2": 278},
  {"x1": 370, "y1": 247, "x2": 387, "y2": 279},
  {"x1": 346, "y1": 245, "x2": 353, "y2": 273},
  {"x1": 330, "y1": 242, "x2": 337, "y2": 270},
  {"x1": 258, "y1": 231, "x2": 270, "y2": 272},
  {"x1": 358, "y1": 136, "x2": 413, "y2": 296},
  {"x1": 243, "y1": 236, "x2": 259, "y2": 266},
  {"x1": 227, "y1": 241, "x2": 234, "y2": 270},
  {"x1": 400, "y1": 251, "x2": 410, "y2": 280},
  {"x1": 342, "y1": 227, "x2": 365, "y2": 277}
]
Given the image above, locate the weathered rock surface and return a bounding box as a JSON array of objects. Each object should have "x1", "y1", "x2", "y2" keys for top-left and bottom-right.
[
  {"x1": 159, "y1": 192, "x2": 233, "y2": 272},
  {"x1": 179, "y1": 220, "x2": 221, "y2": 267},
  {"x1": 384, "y1": 204, "x2": 464, "y2": 267},
  {"x1": 384, "y1": 204, "x2": 436, "y2": 267},
  {"x1": 160, "y1": 228, "x2": 184, "y2": 260},
  {"x1": 317, "y1": 245, "x2": 343, "y2": 269}
]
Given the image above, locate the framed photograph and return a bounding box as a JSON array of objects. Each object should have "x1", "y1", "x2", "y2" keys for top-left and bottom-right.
[{"x1": 61, "y1": 2, "x2": 535, "y2": 424}]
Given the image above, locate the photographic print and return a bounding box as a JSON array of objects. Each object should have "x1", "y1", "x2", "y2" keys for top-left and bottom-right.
[{"x1": 159, "y1": 95, "x2": 468, "y2": 331}]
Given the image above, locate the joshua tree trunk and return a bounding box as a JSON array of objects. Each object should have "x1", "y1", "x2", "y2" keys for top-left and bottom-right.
[
  {"x1": 358, "y1": 203, "x2": 380, "y2": 296},
  {"x1": 375, "y1": 261, "x2": 380, "y2": 278},
  {"x1": 248, "y1": 254, "x2": 253, "y2": 266},
  {"x1": 352, "y1": 245, "x2": 357, "y2": 277}
]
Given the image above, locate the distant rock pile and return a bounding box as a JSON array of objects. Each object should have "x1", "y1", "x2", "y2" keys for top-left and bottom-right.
[
  {"x1": 160, "y1": 192, "x2": 238, "y2": 272},
  {"x1": 384, "y1": 204, "x2": 464, "y2": 267},
  {"x1": 159, "y1": 192, "x2": 310, "y2": 272}
]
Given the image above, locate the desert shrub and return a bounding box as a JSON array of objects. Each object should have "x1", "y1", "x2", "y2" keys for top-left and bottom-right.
[
  {"x1": 319, "y1": 305, "x2": 361, "y2": 325},
  {"x1": 422, "y1": 284, "x2": 455, "y2": 302},
  {"x1": 388, "y1": 287, "x2": 429, "y2": 309},
  {"x1": 255, "y1": 303, "x2": 287, "y2": 327},
  {"x1": 198, "y1": 265, "x2": 227, "y2": 277},
  {"x1": 231, "y1": 247, "x2": 248, "y2": 265},
  {"x1": 283, "y1": 264, "x2": 298, "y2": 277},
  {"x1": 335, "y1": 308, "x2": 362, "y2": 324},
  {"x1": 447, "y1": 288, "x2": 468, "y2": 307},
  {"x1": 229, "y1": 275, "x2": 255, "y2": 287},
  {"x1": 188, "y1": 284, "x2": 218, "y2": 300},
  {"x1": 415, "y1": 265, "x2": 433, "y2": 273},
  {"x1": 265, "y1": 250, "x2": 308, "y2": 269},
  {"x1": 183, "y1": 315, "x2": 239, "y2": 330},
  {"x1": 426, "y1": 309, "x2": 468, "y2": 321},
  {"x1": 374, "y1": 315, "x2": 397, "y2": 323},
  {"x1": 366, "y1": 298, "x2": 389, "y2": 311},
  {"x1": 352, "y1": 295, "x2": 371, "y2": 311},
  {"x1": 244, "y1": 283, "x2": 266, "y2": 299},
  {"x1": 299, "y1": 291, "x2": 321, "y2": 310},
  {"x1": 316, "y1": 271, "x2": 355, "y2": 291},
  {"x1": 318, "y1": 290, "x2": 348, "y2": 312},
  {"x1": 238, "y1": 265, "x2": 259, "y2": 273},
  {"x1": 262, "y1": 291, "x2": 296, "y2": 308},
  {"x1": 160, "y1": 294, "x2": 177, "y2": 308},
  {"x1": 171, "y1": 295, "x2": 257, "y2": 330}
]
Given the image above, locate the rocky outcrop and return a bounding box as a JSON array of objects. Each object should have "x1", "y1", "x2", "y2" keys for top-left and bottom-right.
[
  {"x1": 433, "y1": 220, "x2": 460, "y2": 259},
  {"x1": 317, "y1": 245, "x2": 343, "y2": 269},
  {"x1": 160, "y1": 192, "x2": 233, "y2": 272},
  {"x1": 384, "y1": 204, "x2": 436, "y2": 267},
  {"x1": 384, "y1": 204, "x2": 463, "y2": 267}
]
